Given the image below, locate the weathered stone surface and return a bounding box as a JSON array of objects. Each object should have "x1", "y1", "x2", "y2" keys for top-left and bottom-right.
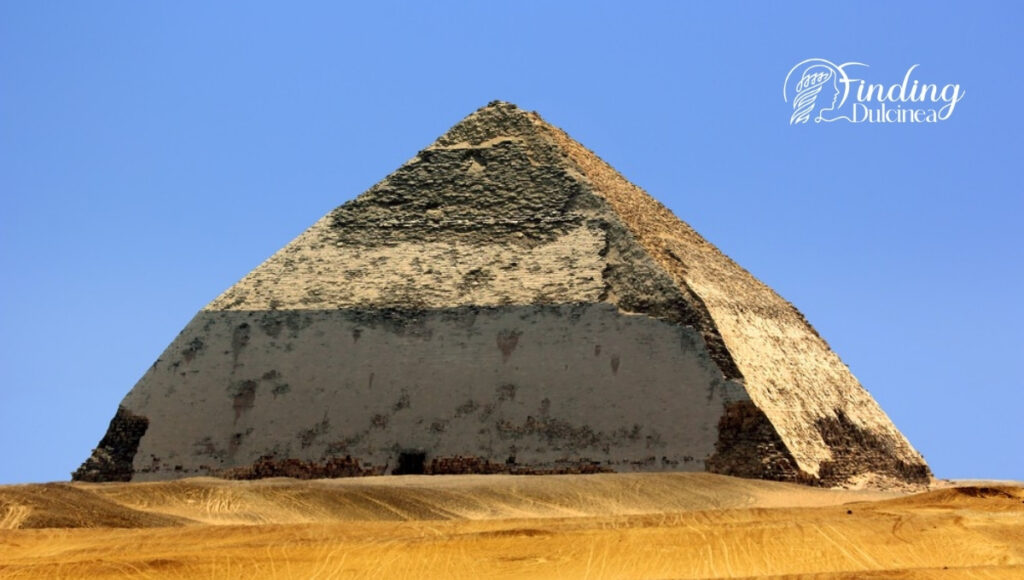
[
  {"x1": 73, "y1": 406, "x2": 149, "y2": 482},
  {"x1": 106, "y1": 305, "x2": 743, "y2": 481},
  {"x1": 75, "y1": 101, "x2": 930, "y2": 487}
]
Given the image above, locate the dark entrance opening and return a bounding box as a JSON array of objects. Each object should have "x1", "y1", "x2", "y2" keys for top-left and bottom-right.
[{"x1": 395, "y1": 450, "x2": 426, "y2": 475}]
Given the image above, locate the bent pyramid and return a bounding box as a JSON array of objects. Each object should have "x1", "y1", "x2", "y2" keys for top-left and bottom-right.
[{"x1": 75, "y1": 102, "x2": 930, "y2": 486}]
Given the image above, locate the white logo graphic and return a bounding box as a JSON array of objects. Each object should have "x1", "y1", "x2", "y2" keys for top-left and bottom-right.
[{"x1": 783, "y1": 59, "x2": 965, "y2": 124}]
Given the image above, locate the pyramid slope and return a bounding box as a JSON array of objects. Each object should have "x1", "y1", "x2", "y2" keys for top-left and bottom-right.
[
  {"x1": 75, "y1": 102, "x2": 929, "y2": 486},
  {"x1": 531, "y1": 114, "x2": 928, "y2": 482},
  {"x1": 204, "y1": 102, "x2": 677, "y2": 316}
]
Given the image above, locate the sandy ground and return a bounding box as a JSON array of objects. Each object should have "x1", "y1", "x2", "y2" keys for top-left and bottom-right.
[{"x1": 1, "y1": 473, "x2": 1022, "y2": 578}]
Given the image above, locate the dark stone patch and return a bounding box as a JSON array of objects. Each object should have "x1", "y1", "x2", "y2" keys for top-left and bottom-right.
[
  {"x1": 231, "y1": 323, "x2": 251, "y2": 355},
  {"x1": 496, "y1": 329, "x2": 522, "y2": 362},
  {"x1": 228, "y1": 431, "x2": 248, "y2": 455},
  {"x1": 72, "y1": 406, "x2": 150, "y2": 482},
  {"x1": 455, "y1": 399, "x2": 480, "y2": 416},
  {"x1": 610, "y1": 354, "x2": 620, "y2": 374},
  {"x1": 343, "y1": 308, "x2": 435, "y2": 339},
  {"x1": 230, "y1": 380, "x2": 258, "y2": 422},
  {"x1": 392, "y1": 390, "x2": 410, "y2": 411},
  {"x1": 298, "y1": 415, "x2": 331, "y2": 449},
  {"x1": 478, "y1": 403, "x2": 496, "y2": 422},
  {"x1": 813, "y1": 409, "x2": 932, "y2": 486},
  {"x1": 258, "y1": 311, "x2": 313, "y2": 339},
  {"x1": 192, "y1": 436, "x2": 223, "y2": 461},
  {"x1": 219, "y1": 455, "x2": 381, "y2": 479},
  {"x1": 181, "y1": 338, "x2": 205, "y2": 363},
  {"x1": 496, "y1": 383, "x2": 517, "y2": 402},
  {"x1": 258, "y1": 315, "x2": 283, "y2": 338},
  {"x1": 494, "y1": 413, "x2": 642, "y2": 453},
  {"x1": 457, "y1": 268, "x2": 495, "y2": 296},
  {"x1": 645, "y1": 431, "x2": 666, "y2": 449},
  {"x1": 705, "y1": 400, "x2": 810, "y2": 483}
]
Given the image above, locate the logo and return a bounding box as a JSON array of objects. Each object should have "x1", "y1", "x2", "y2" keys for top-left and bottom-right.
[{"x1": 783, "y1": 59, "x2": 965, "y2": 124}]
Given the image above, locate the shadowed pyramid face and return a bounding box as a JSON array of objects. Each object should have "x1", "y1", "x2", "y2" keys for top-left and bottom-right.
[{"x1": 74, "y1": 102, "x2": 930, "y2": 487}]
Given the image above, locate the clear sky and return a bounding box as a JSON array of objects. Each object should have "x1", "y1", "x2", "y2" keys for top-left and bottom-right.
[{"x1": 1, "y1": 2, "x2": 1021, "y2": 484}]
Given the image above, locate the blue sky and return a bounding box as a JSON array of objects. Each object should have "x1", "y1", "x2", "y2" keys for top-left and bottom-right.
[{"x1": 1, "y1": 2, "x2": 1021, "y2": 484}]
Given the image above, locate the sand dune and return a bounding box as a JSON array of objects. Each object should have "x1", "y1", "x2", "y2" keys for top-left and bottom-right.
[
  {"x1": 11, "y1": 473, "x2": 896, "y2": 527},
  {"x1": 1, "y1": 473, "x2": 1022, "y2": 578}
]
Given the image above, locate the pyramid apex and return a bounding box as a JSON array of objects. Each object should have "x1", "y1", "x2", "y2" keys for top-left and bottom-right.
[
  {"x1": 474, "y1": 100, "x2": 534, "y2": 119},
  {"x1": 430, "y1": 100, "x2": 540, "y2": 149},
  {"x1": 484, "y1": 99, "x2": 519, "y2": 108}
]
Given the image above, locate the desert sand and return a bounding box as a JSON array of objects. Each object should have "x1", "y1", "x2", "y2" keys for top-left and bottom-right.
[{"x1": 1, "y1": 473, "x2": 1022, "y2": 578}]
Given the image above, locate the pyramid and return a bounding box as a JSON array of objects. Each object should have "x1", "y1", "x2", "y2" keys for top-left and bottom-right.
[{"x1": 75, "y1": 102, "x2": 930, "y2": 486}]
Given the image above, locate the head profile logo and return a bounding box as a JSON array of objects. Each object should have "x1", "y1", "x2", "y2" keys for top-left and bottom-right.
[
  {"x1": 783, "y1": 58, "x2": 965, "y2": 125},
  {"x1": 783, "y1": 59, "x2": 863, "y2": 124}
]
